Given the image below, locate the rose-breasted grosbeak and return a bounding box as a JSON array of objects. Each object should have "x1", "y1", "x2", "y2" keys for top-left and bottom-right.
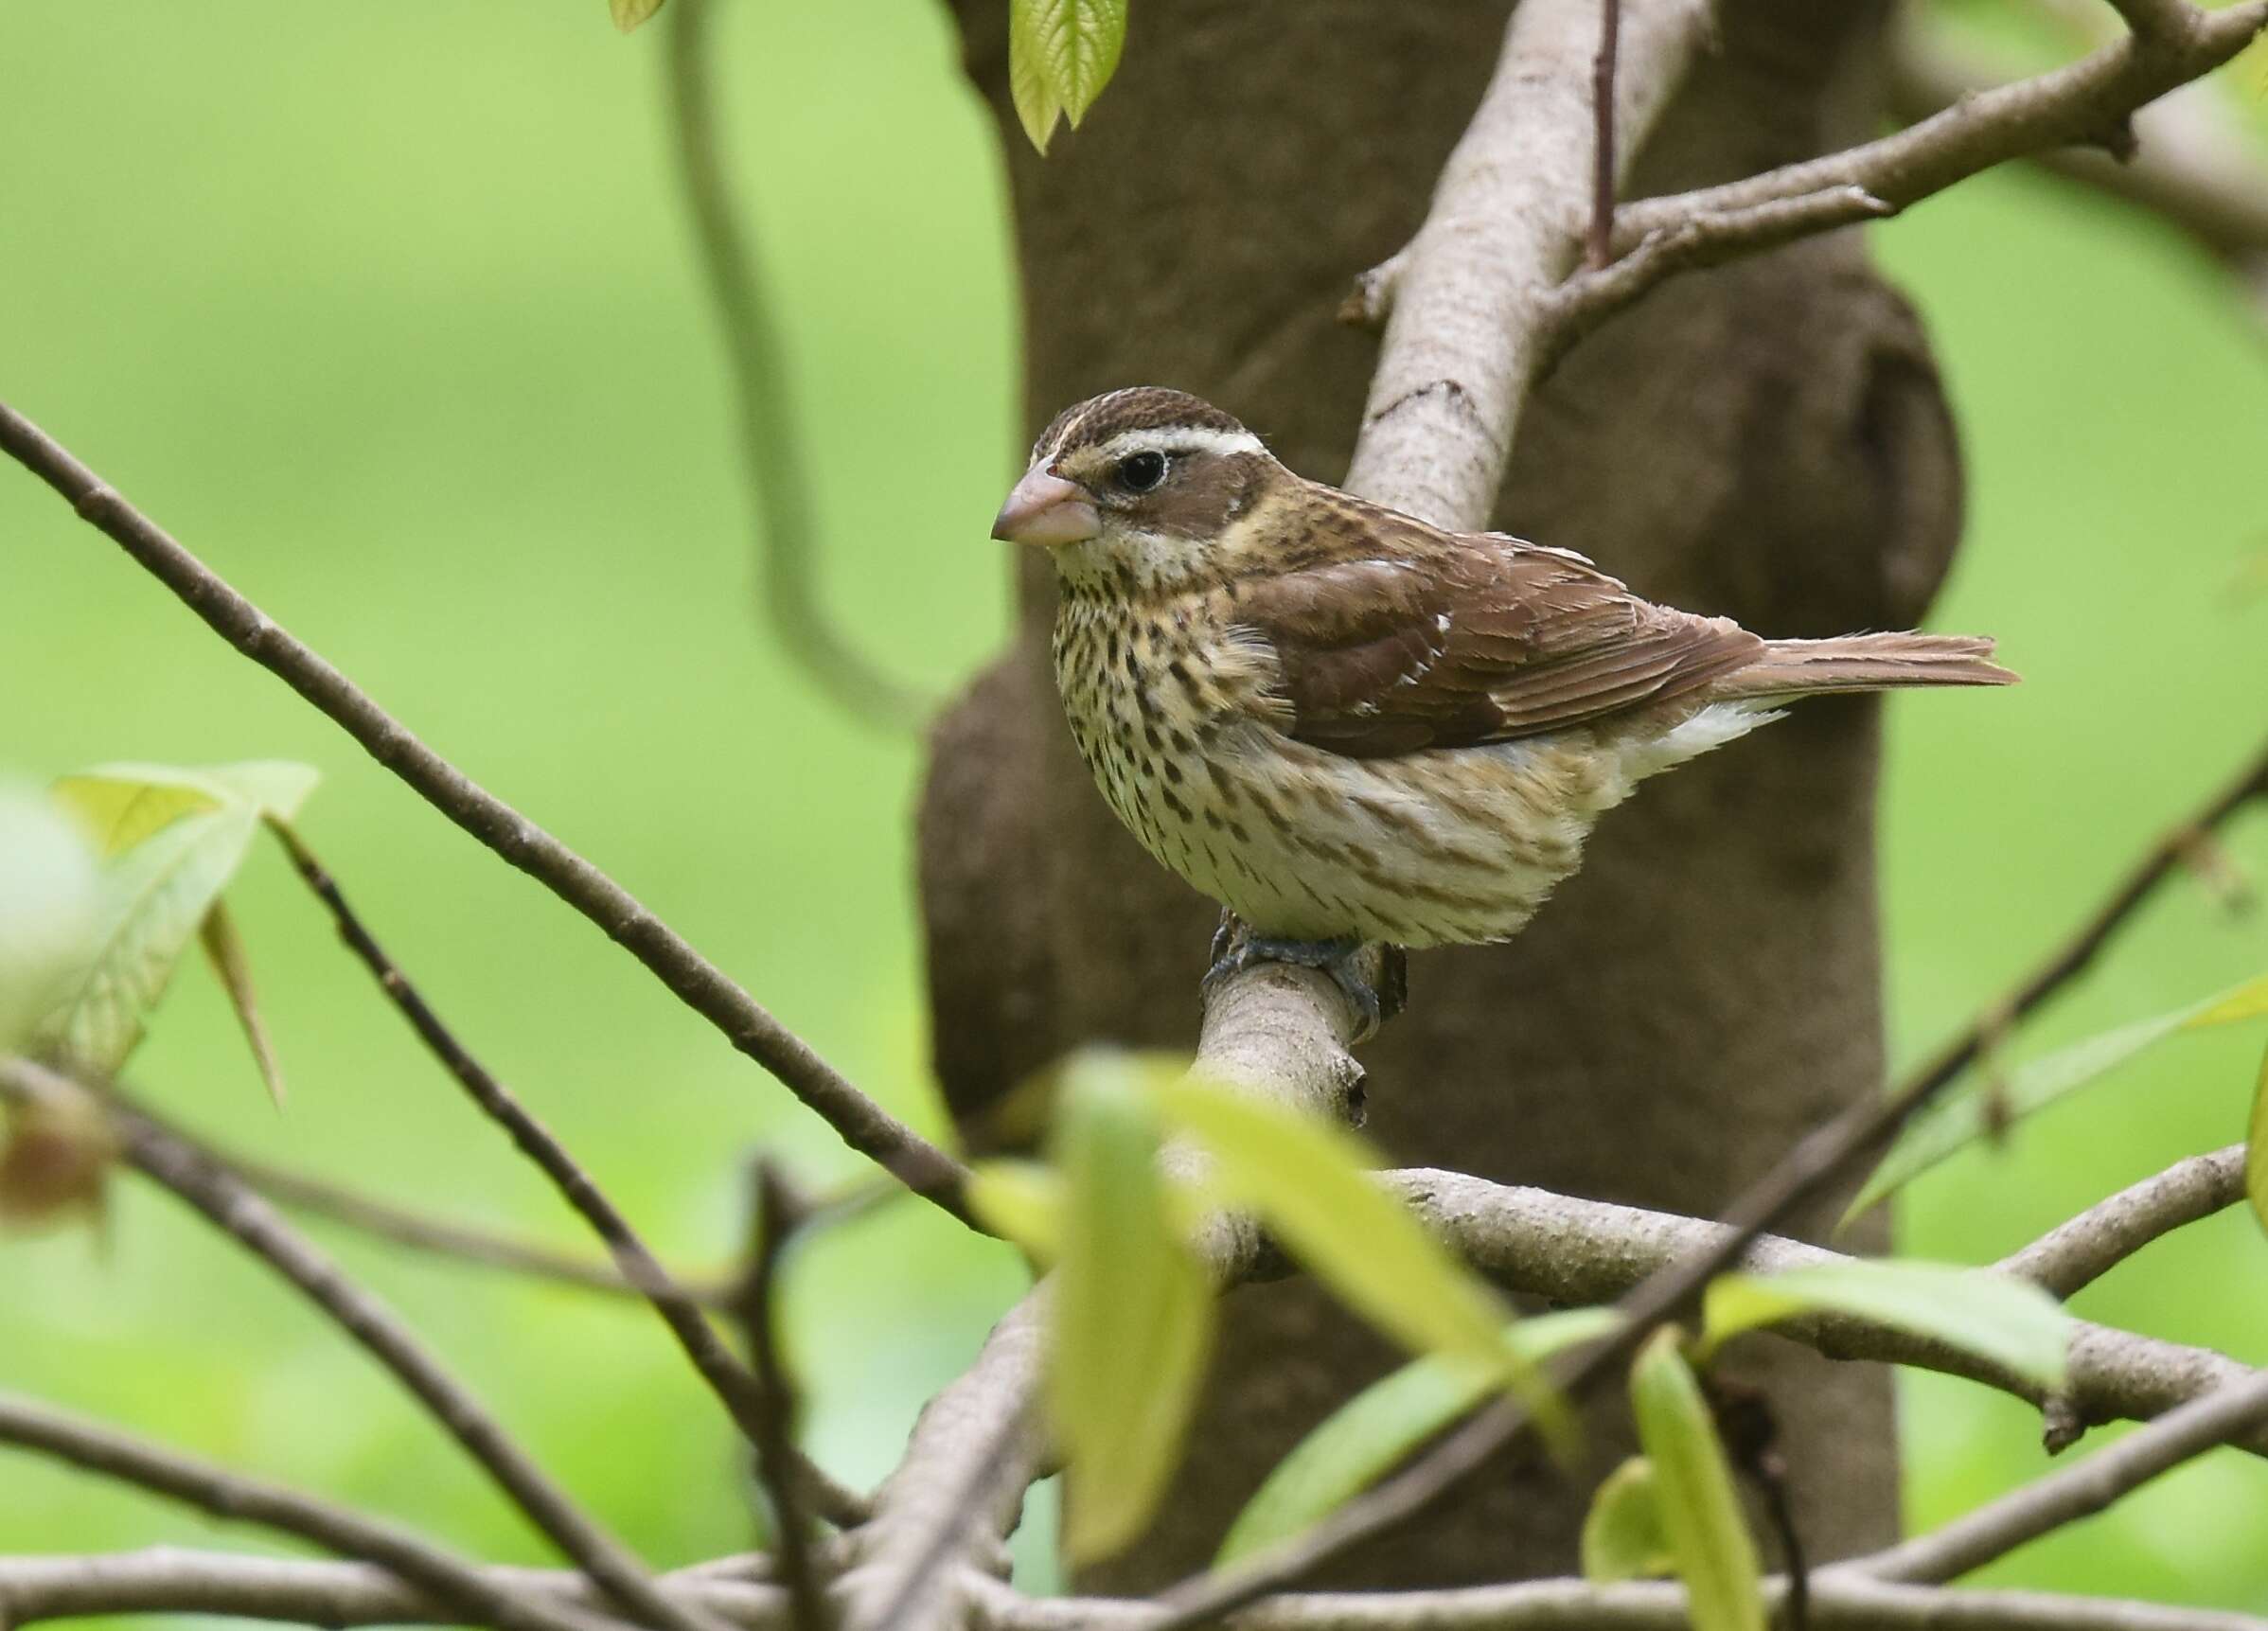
[{"x1": 992, "y1": 387, "x2": 2013, "y2": 1022}]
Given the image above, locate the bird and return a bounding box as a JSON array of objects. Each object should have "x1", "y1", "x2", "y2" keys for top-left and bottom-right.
[{"x1": 990, "y1": 385, "x2": 2014, "y2": 1028}]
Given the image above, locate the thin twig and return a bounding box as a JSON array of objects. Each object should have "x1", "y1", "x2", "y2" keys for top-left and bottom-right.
[
  {"x1": 1587, "y1": 0, "x2": 1622, "y2": 268},
  {"x1": 662, "y1": 0, "x2": 928, "y2": 732},
  {"x1": 234, "y1": 1149, "x2": 738, "y2": 1306},
  {"x1": 0, "y1": 1393, "x2": 619, "y2": 1631},
  {"x1": 1143, "y1": 734, "x2": 2268, "y2": 1626},
  {"x1": 1612, "y1": 0, "x2": 2268, "y2": 248},
  {"x1": 738, "y1": 1165, "x2": 831, "y2": 1631},
  {"x1": 1844, "y1": 1366, "x2": 2268, "y2": 1586},
  {"x1": 1888, "y1": 731, "x2": 2267, "y2": 1109},
  {"x1": 0, "y1": 398, "x2": 977, "y2": 1230},
  {"x1": 271, "y1": 825, "x2": 867, "y2": 1530},
  {"x1": 0, "y1": 1060, "x2": 728, "y2": 1631}
]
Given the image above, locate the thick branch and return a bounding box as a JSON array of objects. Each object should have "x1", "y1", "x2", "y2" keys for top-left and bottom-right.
[
  {"x1": 0, "y1": 1061, "x2": 724, "y2": 1631},
  {"x1": 273, "y1": 826, "x2": 866, "y2": 1529},
  {"x1": 0, "y1": 1395, "x2": 616, "y2": 1631},
  {"x1": 0, "y1": 399, "x2": 975, "y2": 1227},
  {"x1": 1340, "y1": 0, "x2": 1715, "y2": 530}
]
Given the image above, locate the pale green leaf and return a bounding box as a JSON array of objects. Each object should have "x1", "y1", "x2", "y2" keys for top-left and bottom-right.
[
  {"x1": 199, "y1": 901, "x2": 287, "y2": 1109},
  {"x1": 1631, "y1": 1329, "x2": 1764, "y2": 1631},
  {"x1": 1848, "y1": 970, "x2": 2268, "y2": 1220},
  {"x1": 1051, "y1": 1056, "x2": 1212, "y2": 1562},
  {"x1": 1007, "y1": 0, "x2": 1127, "y2": 151},
  {"x1": 1702, "y1": 1259, "x2": 2069, "y2": 1389},
  {"x1": 1007, "y1": 0, "x2": 1066, "y2": 153},
  {"x1": 57, "y1": 761, "x2": 320, "y2": 841},
  {"x1": 1217, "y1": 1308, "x2": 1621, "y2": 1566},
  {"x1": 0, "y1": 787, "x2": 102, "y2": 1055},
  {"x1": 610, "y1": 0, "x2": 666, "y2": 33},
  {"x1": 966, "y1": 1159, "x2": 1063, "y2": 1260},
  {"x1": 1582, "y1": 1457, "x2": 1674, "y2": 1583},
  {"x1": 2245, "y1": 1040, "x2": 2268, "y2": 1239},
  {"x1": 33, "y1": 802, "x2": 261, "y2": 1073},
  {"x1": 1155, "y1": 1078, "x2": 1515, "y2": 1376}
]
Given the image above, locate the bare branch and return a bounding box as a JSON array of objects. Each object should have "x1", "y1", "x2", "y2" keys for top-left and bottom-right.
[
  {"x1": 737, "y1": 1166, "x2": 831, "y2": 1630},
  {"x1": 1846, "y1": 1367, "x2": 2268, "y2": 1587},
  {"x1": 9, "y1": 1553, "x2": 2267, "y2": 1631},
  {"x1": 1884, "y1": 729, "x2": 2267, "y2": 1121},
  {"x1": 0, "y1": 1060, "x2": 726, "y2": 1631},
  {"x1": 661, "y1": 0, "x2": 929, "y2": 732},
  {"x1": 835, "y1": 1291, "x2": 1049, "y2": 1631},
  {"x1": 233, "y1": 1147, "x2": 738, "y2": 1306},
  {"x1": 1993, "y1": 1143, "x2": 2247, "y2": 1299},
  {"x1": 1886, "y1": 9, "x2": 2268, "y2": 330},
  {"x1": 271, "y1": 826, "x2": 867, "y2": 1530},
  {"x1": 1614, "y1": 1, "x2": 2268, "y2": 245},
  {"x1": 0, "y1": 1394, "x2": 618, "y2": 1631},
  {"x1": 0, "y1": 398, "x2": 976, "y2": 1229}
]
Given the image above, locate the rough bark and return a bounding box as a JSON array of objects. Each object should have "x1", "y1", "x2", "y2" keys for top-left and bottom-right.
[{"x1": 921, "y1": 0, "x2": 1964, "y2": 1589}]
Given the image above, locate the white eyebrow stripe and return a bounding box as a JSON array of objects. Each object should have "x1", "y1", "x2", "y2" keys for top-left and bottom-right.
[{"x1": 1085, "y1": 426, "x2": 1267, "y2": 465}]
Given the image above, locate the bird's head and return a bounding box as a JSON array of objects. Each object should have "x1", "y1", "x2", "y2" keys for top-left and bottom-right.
[{"x1": 990, "y1": 387, "x2": 1284, "y2": 589}]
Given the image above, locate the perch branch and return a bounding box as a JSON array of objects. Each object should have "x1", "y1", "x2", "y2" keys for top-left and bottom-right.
[
  {"x1": 272, "y1": 825, "x2": 867, "y2": 1529},
  {"x1": 0, "y1": 1060, "x2": 726, "y2": 1631},
  {"x1": 0, "y1": 398, "x2": 976, "y2": 1229},
  {"x1": 0, "y1": 1394, "x2": 618, "y2": 1631},
  {"x1": 661, "y1": 0, "x2": 929, "y2": 731}
]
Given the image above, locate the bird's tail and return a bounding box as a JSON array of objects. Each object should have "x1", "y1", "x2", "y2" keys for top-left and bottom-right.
[{"x1": 1711, "y1": 632, "x2": 2018, "y2": 700}]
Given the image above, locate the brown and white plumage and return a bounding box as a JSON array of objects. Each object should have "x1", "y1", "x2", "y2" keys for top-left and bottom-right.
[{"x1": 993, "y1": 387, "x2": 2013, "y2": 951}]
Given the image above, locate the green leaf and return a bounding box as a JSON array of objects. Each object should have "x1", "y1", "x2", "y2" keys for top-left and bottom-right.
[
  {"x1": 1050, "y1": 1055, "x2": 1213, "y2": 1563},
  {"x1": 1702, "y1": 1259, "x2": 2069, "y2": 1389},
  {"x1": 199, "y1": 902, "x2": 287, "y2": 1109},
  {"x1": 1006, "y1": 0, "x2": 1128, "y2": 152},
  {"x1": 32, "y1": 762, "x2": 317, "y2": 1078},
  {"x1": 1006, "y1": 0, "x2": 1067, "y2": 153},
  {"x1": 2245, "y1": 1039, "x2": 2268, "y2": 1239},
  {"x1": 1848, "y1": 969, "x2": 2268, "y2": 1220},
  {"x1": 1582, "y1": 1457, "x2": 1674, "y2": 1583},
  {"x1": 1217, "y1": 1307, "x2": 1621, "y2": 1566},
  {"x1": 1630, "y1": 1328, "x2": 1764, "y2": 1631},
  {"x1": 0, "y1": 787, "x2": 102, "y2": 1055},
  {"x1": 609, "y1": 0, "x2": 666, "y2": 33},
  {"x1": 966, "y1": 1159, "x2": 1063, "y2": 1260},
  {"x1": 1153, "y1": 1076, "x2": 1568, "y2": 1443},
  {"x1": 34, "y1": 802, "x2": 261, "y2": 1073}
]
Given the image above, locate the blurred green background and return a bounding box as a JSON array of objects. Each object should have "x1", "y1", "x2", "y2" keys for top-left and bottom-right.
[{"x1": 3, "y1": 0, "x2": 2264, "y2": 1618}]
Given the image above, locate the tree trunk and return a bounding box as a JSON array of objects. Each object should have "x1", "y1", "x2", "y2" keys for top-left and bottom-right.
[{"x1": 921, "y1": 0, "x2": 1962, "y2": 1588}]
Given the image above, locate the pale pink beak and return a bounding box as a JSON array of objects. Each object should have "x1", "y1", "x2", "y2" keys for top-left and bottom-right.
[{"x1": 991, "y1": 470, "x2": 1101, "y2": 546}]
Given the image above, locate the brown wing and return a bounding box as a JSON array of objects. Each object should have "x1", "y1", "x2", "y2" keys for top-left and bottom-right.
[{"x1": 1233, "y1": 511, "x2": 1763, "y2": 758}]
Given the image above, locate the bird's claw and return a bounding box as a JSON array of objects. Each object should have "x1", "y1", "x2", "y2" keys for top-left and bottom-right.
[{"x1": 1202, "y1": 917, "x2": 1407, "y2": 1043}]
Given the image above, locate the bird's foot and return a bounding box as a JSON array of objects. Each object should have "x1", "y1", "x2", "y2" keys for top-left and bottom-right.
[{"x1": 1203, "y1": 913, "x2": 1408, "y2": 1043}]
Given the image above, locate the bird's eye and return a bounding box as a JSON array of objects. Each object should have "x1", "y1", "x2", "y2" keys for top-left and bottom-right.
[{"x1": 1114, "y1": 451, "x2": 1168, "y2": 492}]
